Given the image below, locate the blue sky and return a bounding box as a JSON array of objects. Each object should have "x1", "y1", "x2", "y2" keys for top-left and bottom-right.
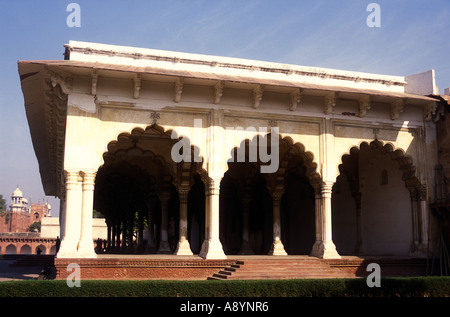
[{"x1": 0, "y1": 0, "x2": 449, "y2": 216}]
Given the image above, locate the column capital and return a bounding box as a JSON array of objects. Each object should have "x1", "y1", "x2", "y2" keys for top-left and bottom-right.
[
  {"x1": 64, "y1": 170, "x2": 81, "y2": 191},
  {"x1": 271, "y1": 191, "x2": 284, "y2": 204},
  {"x1": 158, "y1": 191, "x2": 171, "y2": 202},
  {"x1": 177, "y1": 186, "x2": 190, "y2": 204},
  {"x1": 417, "y1": 185, "x2": 427, "y2": 201},
  {"x1": 205, "y1": 176, "x2": 222, "y2": 196},
  {"x1": 81, "y1": 171, "x2": 97, "y2": 191},
  {"x1": 321, "y1": 181, "x2": 334, "y2": 197}
]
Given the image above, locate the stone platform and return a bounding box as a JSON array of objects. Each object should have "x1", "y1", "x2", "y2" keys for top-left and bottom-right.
[
  {"x1": 53, "y1": 255, "x2": 429, "y2": 280},
  {"x1": 55, "y1": 255, "x2": 238, "y2": 280}
]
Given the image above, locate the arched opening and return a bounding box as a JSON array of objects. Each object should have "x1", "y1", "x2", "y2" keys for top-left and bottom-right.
[
  {"x1": 94, "y1": 124, "x2": 205, "y2": 255},
  {"x1": 281, "y1": 164, "x2": 315, "y2": 254},
  {"x1": 20, "y1": 244, "x2": 31, "y2": 255},
  {"x1": 332, "y1": 140, "x2": 423, "y2": 256},
  {"x1": 36, "y1": 244, "x2": 46, "y2": 255},
  {"x1": 219, "y1": 133, "x2": 320, "y2": 255},
  {"x1": 5, "y1": 244, "x2": 16, "y2": 255}
]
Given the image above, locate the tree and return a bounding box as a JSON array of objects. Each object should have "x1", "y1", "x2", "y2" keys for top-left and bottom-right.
[
  {"x1": 28, "y1": 221, "x2": 41, "y2": 233},
  {"x1": 0, "y1": 194, "x2": 6, "y2": 212},
  {"x1": 0, "y1": 194, "x2": 9, "y2": 224}
]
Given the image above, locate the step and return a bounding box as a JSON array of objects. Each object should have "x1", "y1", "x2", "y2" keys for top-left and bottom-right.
[{"x1": 210, "y1": 258, "x2": 358, "y2": 280}]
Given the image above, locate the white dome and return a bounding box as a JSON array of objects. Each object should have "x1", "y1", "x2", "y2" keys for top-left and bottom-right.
[{"x1": 12, "y1": 186, "x2": 23, "y2": 197}]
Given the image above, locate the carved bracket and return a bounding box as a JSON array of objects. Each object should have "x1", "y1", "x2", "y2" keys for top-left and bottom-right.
[
  {"x1": 289, "y1": 88, "x2": 302, "y2": 111},
  {"x1": 324, "y1": 92, "x2": 336, "y2": 114},
  {"x1": 133, "y1": 74, "x2": 142, "y2": 99},
  {"x1": 48, "y1": 69, "x2": 73, "y2": 95},
  {"x1": 390, "y1": 99, "x2": 404, "y2": 120},
  {"x1": 91, "y1": 69, "x2": 98, "y2": 95},
  {"x1": 174, "y1": 78, "x2": 184, "y2": 103},
  {"x1": 214, "y1": 81, "x2": 224, "y2": 104},
  {"x1": 253, "y1": 85, "x2": 264, "y2": 109},
  {"x1": 423, "y1": 101, "x2": 440, "y2": 122},
  {"x1": 358, "y1": 95, "x2": 371, "y2": 118},
  {"x1": 150, "y1": 111, "x2": 160, "y2": 125}
]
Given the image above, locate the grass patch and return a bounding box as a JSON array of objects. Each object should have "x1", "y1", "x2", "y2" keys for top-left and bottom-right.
[{"x1": 0, "y1": 277, "x2": 449, "y2": 297}]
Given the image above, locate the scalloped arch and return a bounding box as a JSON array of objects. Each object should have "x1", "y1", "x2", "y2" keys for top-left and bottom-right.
[
  {"x1": 339, "y1": 139, "x2": 421, "y2": 190},
  {"x1": 226, "y1": 131, "x2": 320, "y2": 185},
  {"x1": 102, "y1": 124, "x2": 204, "y2": 169}
]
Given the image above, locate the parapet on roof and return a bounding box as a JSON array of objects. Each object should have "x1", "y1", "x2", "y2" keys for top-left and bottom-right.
[{"x1": 58, "y1": 40, "x2": 432, "y2": 100}]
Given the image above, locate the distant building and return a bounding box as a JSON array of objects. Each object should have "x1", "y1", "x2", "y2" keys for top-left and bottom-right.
[
  {"x1": 0, "y1": 186, "x2": 107, "y2": 255},
  {"x1": 0, "y1": 186, "x2": 51, "y2": 233},
  {"x1": 0, "y1": 186, "x2": 55, "y2": 254}
]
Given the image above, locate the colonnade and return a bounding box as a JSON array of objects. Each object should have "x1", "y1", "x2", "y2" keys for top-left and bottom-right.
[{"x1": 57, "y1": 169, "x2": 344, "y2": 259}]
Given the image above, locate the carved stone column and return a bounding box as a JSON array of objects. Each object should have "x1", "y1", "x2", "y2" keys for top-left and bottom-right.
[
  {"x1": 310, "y1": 184, "x2": 323, "y2": 257},
  {"x1": 416, "y1": 186, "x2": 428, "y2": 255},
  {"x1": 200, "y1": 176, "x2": 226, "y2": 259},
  {"x1": 408, "y1": 187, "x2": 420, "y2": 253},
  {"x1": 157, "y1": 192, "x2": 172, "y2": 254},
  {"x1": 115, "y1": 221, "x2": 121, "y2": 253},
  {"x1": 127, "y1": 211, "x2": 135, "y2": 253},
  {"x1": 315, "y1": 181, "x2": 341, "y2": 259},
  {"x1": 145, "y1": 198, "x2": 156, "y2": 253},
  {"x1": 136, "y1": 210, "x2": 145, "y2": 252},
  {"x1": 239, "y1": 194, "x2": 254, "y2": 255},
  {"x1": 268, "y1": 191, "x2": 287, "y2": 256},
  {"x1": 77, "y1": 171, "x2": 97, "y2": 258},
  {"x1": 175, "y1": 187, "x2": 193, "y2": 255},
  {"x1": 353, "y1": 192, "x2": 363, "y2": 254},
  {"x1": 120, "y1": 217, "x2": 127, "y2": 253},
  {"x1": 57, "y1": 171, "x2": 82, "y2": 258}
]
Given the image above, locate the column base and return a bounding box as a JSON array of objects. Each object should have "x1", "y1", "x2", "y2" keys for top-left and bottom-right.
[
  {"x1": 310, "y1": 241, "x2": 341, "y2": 259},
  {"x1": 199, "y1": 238, "x2": 226, "y2": 259},
  {"x1": 238, "y1": 240, "x2": 254, "y2": 255},
  {"x1": 410, "y1": 242, "x2": 428, "y2": 257},
  {"x1": 309, "y1": 241, "x2": 322, "y2": 257},
  {"x1": 145, "y1": 237, "x2": 156, "y2": 253},
  {"x1": 174, "y1": 238, "x2": 193, "y2": 255},
  {"x1": 77, "y1": 240, "x2": 97, "y2": 258},
  {"x1": 157, "y1": 240, "x2": 172, "y2": 254},
  {"x1": 353, "y1": 242, "x2": 363, "y2": 255},
  {"x1": 268, "y1": 240, "x2": 287, "y2": 256},
  {"x1": 56, "y1": 239, "x2": 78, "y2": 258}
]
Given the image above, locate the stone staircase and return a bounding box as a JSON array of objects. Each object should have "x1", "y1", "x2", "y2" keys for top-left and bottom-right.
[{"x1": 208, "y1": 257, "x2": 356, "y2": 280}]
